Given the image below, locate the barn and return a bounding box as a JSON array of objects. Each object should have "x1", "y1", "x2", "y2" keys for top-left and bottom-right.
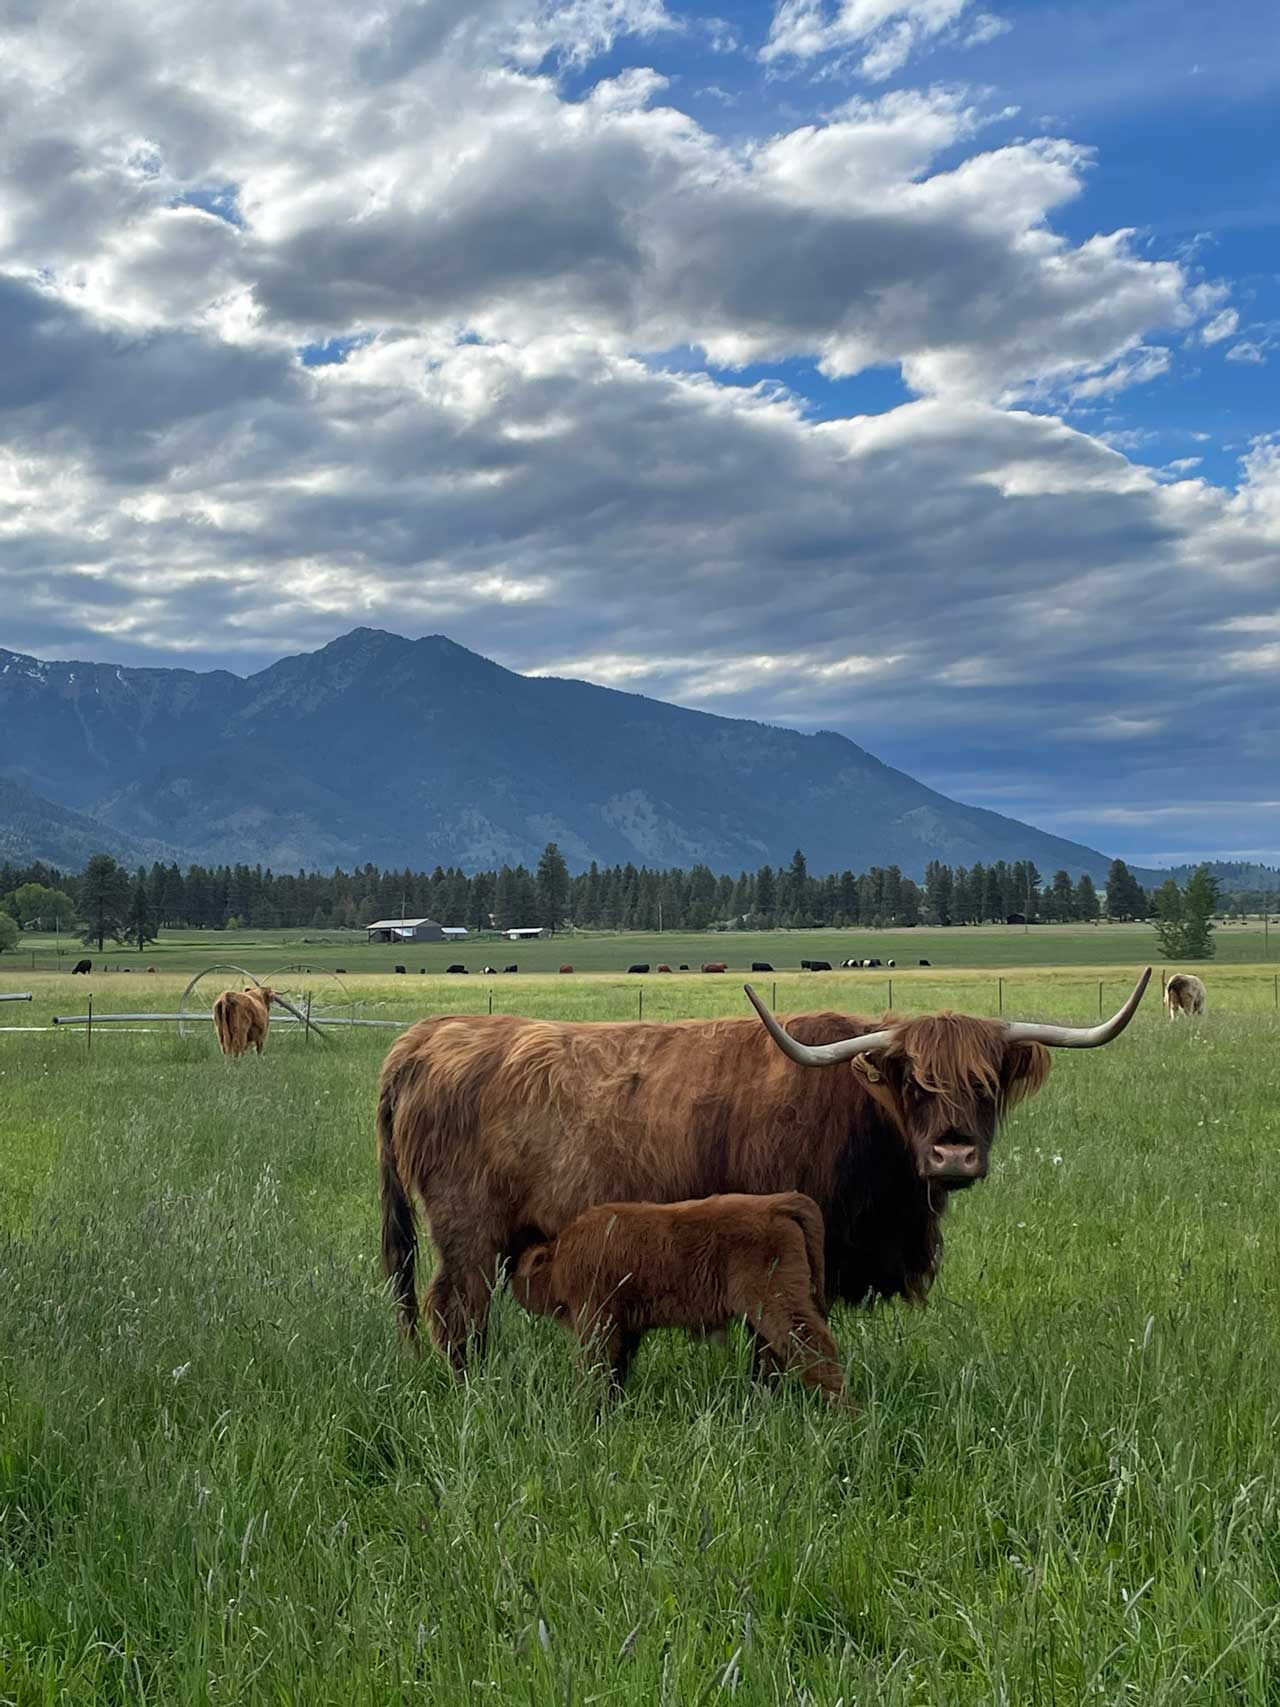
[{"x1": 365, "y1": 917, "x2": 448, "y2": 944}]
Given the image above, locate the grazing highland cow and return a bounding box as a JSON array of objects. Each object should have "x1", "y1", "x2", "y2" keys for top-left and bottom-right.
[
  {"x1": 377, "y1": 970, "x2": 1151, "y2": 1368},
  {"x1": 72, "y1": 959, "x2": 92, "y2": 974},
  {"x1": 514, "y1": 1193, "x2": 844, "y2": 1400},
  {"x1": 212, "y1": 986, "x2": 275, "y2": 1058},
  {"x1": 1164, "y1": 973, "x2": 1207, "y2": 1019}
]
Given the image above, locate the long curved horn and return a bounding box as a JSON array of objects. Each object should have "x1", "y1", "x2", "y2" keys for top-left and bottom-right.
[
  {"x1": 744, "y1": 984, "x2": 895, "y2": 1067},
  {"x1": 1002, "y1": 968, "x2": 1152, "y2": 1049}
]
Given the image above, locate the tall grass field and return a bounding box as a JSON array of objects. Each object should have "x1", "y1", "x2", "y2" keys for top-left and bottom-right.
[{"x1": 2, "y1": 964, "x2": 1278, "y2": 1702}]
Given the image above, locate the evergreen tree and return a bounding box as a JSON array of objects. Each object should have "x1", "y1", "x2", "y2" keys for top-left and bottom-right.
[
  {"x1": 925, "y1": 860, "x2": 953, "y2": 924},
  {"x1": 754, "y1": 865, "x2": 776, "y2": 924},
  {"x1": 1074, "y1": 872, "x2": 1100, "y2": 922},
  {"x1": 1180, "y1": 865, "x2": 1219, "y2": 959},
  {"x1": 532, "y1": 843, "x2": 570, "y2": 935},
  {"x1": 1106, "y1": 858, "x2": 1145, "y2": 921},
  {"x1": 1152, "y1": 877, "x2": 1185, "y2": 956},
  {"x1": 127, "y1": 867, "x2": 159, "y2": 951},
  {"x1": 1049, "y1": 869, "x2": 1075, "y2": 922},
  {"x1": 79, "y1": 854, "x2": 132, "y2": 951}
]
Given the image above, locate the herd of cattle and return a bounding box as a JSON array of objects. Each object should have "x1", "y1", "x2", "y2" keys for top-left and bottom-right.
[
  {"x1": 198, "y1": 961, "x2": 1209, "y2": 1400},
  {"x1": 379, "y1": 957, "x2": 932, "y2": 975}
]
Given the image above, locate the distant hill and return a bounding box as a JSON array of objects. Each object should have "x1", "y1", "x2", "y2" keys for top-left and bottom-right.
[
  {"x1": 0, "y1": 778, "x2": 170, "y2": 870},
  {"x1": 1, "y1": 628, "x2": 1124, "y2": 879},
  {"x1": 1156, "y1": 861, "x2": 1279, "y2": 897}
]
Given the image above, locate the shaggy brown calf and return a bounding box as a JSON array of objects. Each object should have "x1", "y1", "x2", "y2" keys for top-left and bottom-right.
[
  {"x1": 514, "y1": 1192, "x2": 845, "y2": 1400},
  {"x1": 1164, "y1": 973, "x2": 1206, "y2": 1019},
  {"x1": 212, "y1": 986, "x2": 275, "y2": 1057}
]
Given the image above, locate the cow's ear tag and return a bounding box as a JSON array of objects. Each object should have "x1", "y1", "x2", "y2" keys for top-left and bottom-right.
[{"x1": 854, "y1": 1056, "x2": 882, "y2": 1083}]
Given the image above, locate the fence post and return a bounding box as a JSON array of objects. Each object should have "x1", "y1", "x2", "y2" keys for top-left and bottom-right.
[
  {"x1": 1274, "y1": 973, "x2": 1278, "y2": 1009},
  {"x1": 305, "y1": 991, "x2": 313, "y2": 1044},
  {"x1": 488, "y1": 989, "x2": 493, "y2": 1016},
  {"x1": 888, "y1": 977, "x2": 893, "y2": 1009},
  {"x1": 638, "y1": 988, "x2": 643, "y2": 1021},
  {"x1": 87, "y1": 993, "x2": 93, "y2": 1055},
  {"x1": 772, "y1": 981, "x2": 777, "y2": 1008},
  {"x1": 1098, "y1": 980, "x2": 1103, "y2": 1019},
  {"x1": 998, "y1": 976, "x2": 1003, "y2": 1016}
]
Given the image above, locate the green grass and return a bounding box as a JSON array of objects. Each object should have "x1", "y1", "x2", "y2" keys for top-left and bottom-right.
[
  {"x1": 1, "y1": 969, "x2": 1279, "y2": 1702},
  {"x1": 9, "y1": 916, "x2": 1279, "y2": 977}
]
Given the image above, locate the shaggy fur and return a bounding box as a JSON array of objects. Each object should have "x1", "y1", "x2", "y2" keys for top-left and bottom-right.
[
  {"x1": 514, "y1": 1192, "x2": 844, "y2": 1400},
  {"x1": 376, "y1": 1004, "x2": 1051, "y2": 1368},
  {"x1": 1164, "y1": 973, "x2": 1207, "y2": 1019},
  {"x1": 212, "y1": 986, "x2": 275, "y2": 1057}
]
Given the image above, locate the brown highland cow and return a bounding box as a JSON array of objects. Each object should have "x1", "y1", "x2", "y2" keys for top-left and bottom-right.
[
  {"x1": 377, "y1": 970, "x2": 1151, "y2": 1370},
  {"x1": 212, "y1": 986, "x2": 275, "y2": 1057}
]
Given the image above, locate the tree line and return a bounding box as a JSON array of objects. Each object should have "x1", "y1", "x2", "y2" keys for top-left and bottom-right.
[{"x1": 0, "y1": 847, "x2": 1225, "y2": 956}]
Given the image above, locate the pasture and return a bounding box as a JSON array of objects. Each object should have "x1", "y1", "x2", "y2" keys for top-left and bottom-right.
[
  {"x1": 2, "y1": 965, "x2": 1279, "y2": 1702},
  {"x1": 10, "y1": 916, "x2": 1278, "y2": 977}
]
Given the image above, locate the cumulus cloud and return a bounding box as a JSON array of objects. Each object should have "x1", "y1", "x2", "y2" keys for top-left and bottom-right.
[{"x1": 0, "y1": 0, "x2": 1276, "y2": 860}]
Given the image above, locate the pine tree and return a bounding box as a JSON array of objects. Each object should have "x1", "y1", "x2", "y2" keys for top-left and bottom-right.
[
  {"x1": 1049, "y1": 869, "x2": 1075, "y2": 922},
  {"x1": 1074, "y1": 873, "x2": 1100, "y2": 922},
  {"x1": 79, "y1": 854, "x2": 132, "y2": 951},
  {"x1": 1152, "y1": 877, "x2": 1185, "y2": 956},
  {"x1": 1106, "y1": 858, "x2": 1145, "y2": 921},
  {"x1": 128, "y1": 867, "x2": 158, "y2": 952},
  {"x1": 754, "y1": 865, "x2": 776, "y2": 925},
  {"x1": 1180, "y1": 865, "x2": 1219, "y2": 959}
]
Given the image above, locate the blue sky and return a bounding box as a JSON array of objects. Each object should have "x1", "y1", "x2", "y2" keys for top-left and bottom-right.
[{"x1": 1, "y1": 0, "x2": 1276, "y2": 867}]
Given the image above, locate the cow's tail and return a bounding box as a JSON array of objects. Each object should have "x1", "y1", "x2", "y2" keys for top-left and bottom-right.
[
  {"x1": 378, "y1": 1077, "x2": 419, "y2": 1340},
  {"x1": 212, "y1": 993, "x2": 232, "y2": 1056},
  {"x1": 781, "y1": 1194, "x2": 829, "y2": 1317}
]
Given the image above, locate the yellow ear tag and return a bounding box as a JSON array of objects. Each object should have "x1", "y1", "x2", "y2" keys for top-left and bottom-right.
[{"x1": 854, "y1": 1057, "x2": 882, "y2": 1084}]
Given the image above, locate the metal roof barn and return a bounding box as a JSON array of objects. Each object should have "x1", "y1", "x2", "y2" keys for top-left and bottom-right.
[{"x1": 365, "y1": 918, "x2": 447, "y2": 943}]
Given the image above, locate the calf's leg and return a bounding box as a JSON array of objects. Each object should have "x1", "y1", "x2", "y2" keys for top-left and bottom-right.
[{"x1": 753, "y1": 1302, "x2": 847, "y2": 1404}]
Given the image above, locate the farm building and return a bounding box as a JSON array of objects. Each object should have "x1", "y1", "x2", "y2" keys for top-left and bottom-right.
[
  {"x1": 502, "y1": 926, "x2": 546, "y2": 940},
  {"x1": 365, "y1": 917, "x2": 450, "y2": 944}
]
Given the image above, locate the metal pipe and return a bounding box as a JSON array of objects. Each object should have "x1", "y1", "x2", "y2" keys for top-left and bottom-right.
[
  {"x1": 51, "y1": 1012, "x2": 408, "y2": 1028},
  {"x1": 0, "y1": 992, "x2": 33, "y2": 1002}
]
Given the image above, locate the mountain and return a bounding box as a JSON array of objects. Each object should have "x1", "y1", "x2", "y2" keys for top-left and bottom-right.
[
  {"x1": 0, "y1": 778, "x2": 171, "y2": 870},
  {"x1": 1, "y1": 629, "x2": 1122, "y2": 879}
]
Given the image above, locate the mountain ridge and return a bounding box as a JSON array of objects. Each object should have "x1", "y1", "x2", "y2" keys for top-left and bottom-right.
[{"x1": 2, "y1": 628, "x2": 1125, "y2": 880}]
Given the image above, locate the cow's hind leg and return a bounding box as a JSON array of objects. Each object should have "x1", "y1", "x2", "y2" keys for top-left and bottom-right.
[
  {"x1": 754, "y1": 1303, "x2": 847, "y2": 1405},
  {"x1": 424, "y1": 1229, "x2": 502, "y2": 1375}
]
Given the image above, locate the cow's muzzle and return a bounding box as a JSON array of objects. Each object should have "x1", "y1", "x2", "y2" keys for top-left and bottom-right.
[{"x1": 924, "y1": 1142, "x2": 986, "y2": 1187}]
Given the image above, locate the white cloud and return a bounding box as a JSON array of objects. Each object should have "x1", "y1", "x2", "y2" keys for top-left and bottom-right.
[
  {"x1": 1201, "y1": 306, "x2": 1238, "y2": 344},
  {"x1": 0, "y1": 0, "x2": 1276, "y2": 857},
  {"x1": 0, "y1": 2, "x2": 1214, "y2": 404},
  {"x1": 1075, "y1": 714, "x2": 1165, "y2": 740},
  {"x1": 761, "y1": 0, "x2": 1003, "y2": 80}
]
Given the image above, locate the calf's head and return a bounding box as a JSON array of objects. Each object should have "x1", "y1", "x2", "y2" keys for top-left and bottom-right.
[
  {"x1": 746, "y1": 969, "x2": 1151, "y2": 1190},
  {"x1": 513, "y1": 1242, "x2": 561, "y2": 1316}
]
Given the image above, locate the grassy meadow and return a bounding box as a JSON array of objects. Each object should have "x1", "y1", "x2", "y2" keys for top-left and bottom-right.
[
  {"x1": 2, "y1": 957, "x2": 1279, "y2": 1702},
  {"x1": 9, "y1": 916, "x2": 1278, "y2": 977}
]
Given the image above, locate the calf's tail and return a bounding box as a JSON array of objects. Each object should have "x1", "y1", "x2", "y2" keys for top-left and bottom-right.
[{"x1": 378, "y1": 1078, "x2": 418, "y2": 1339}]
